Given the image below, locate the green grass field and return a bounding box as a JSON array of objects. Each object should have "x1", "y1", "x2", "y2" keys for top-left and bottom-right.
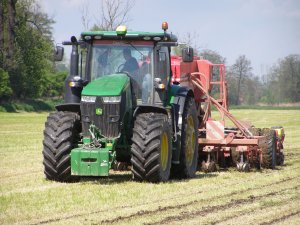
[{"x1": 0, "y1": 110, "x2": 299, "y2": 225}]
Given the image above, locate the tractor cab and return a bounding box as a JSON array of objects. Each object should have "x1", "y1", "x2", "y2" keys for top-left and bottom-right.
[
  {"x1": 61, "y1": 24, "x2": 178, "y2": 109},
  {"x1": 88, "y1": 39, "x2": 155, "y2": 105}
]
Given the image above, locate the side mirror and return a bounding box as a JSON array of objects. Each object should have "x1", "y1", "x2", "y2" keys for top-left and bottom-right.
[
  {"x1": 182, "y1": 47, "x2": 194, "y2": 62},
  {"x1": 54, "y1": 46, "x2": 64, "y2": 61}
]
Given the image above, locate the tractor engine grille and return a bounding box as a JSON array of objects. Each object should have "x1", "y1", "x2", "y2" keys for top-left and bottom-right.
[{"x1": 81, "y1": 96, "x2": 123, "y2": 138}]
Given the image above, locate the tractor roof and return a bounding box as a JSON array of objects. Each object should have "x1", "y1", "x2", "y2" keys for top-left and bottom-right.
[{"x1": 81, "y1": 30, "x2": 178, "y2": 42}]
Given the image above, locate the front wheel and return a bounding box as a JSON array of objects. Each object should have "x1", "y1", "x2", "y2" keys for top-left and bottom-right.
[
  {"x1": 42, "y1": 111, "x2": 81, "y2": 182},
  {"x1": 131, "y1": 113, "x2": 172, "y2": 182}
]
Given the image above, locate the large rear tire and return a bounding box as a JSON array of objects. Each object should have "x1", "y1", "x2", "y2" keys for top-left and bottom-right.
[
  {"x1": 271, "y1": 126, "x2": 285, "y2": 166},
  {"x1": 172, "y1": 97, "x2": 199, "y2": 179},
  {"x1": 261, "y1": 128, "x2": 277, "y2": 169},
  {"x1": 42, "y1": 111, "x2": 81, "y2": 182},
  {"x1": 131, "y1": 113, "x2": 172, "y2": 182},
  {"x1": 249, "y1": 127, "x2": 262, "y2": 169}
]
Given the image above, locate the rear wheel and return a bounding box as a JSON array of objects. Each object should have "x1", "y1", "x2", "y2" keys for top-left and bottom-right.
[
  {"x1": 249, "y1": 127, "x2": 262, "y2": 169},
  {"x1": 261, "y1": 128, "x2": 277, "y2": 169},
  {"x1": 42, "y1": 111, "x2": 81, "y2": 182},
  {"x1": 172, "y1": 97, "x2": 199, "y2": 178},
  {"x1": 131, "y1": 113, "x2": 172, "y2": 182},
  {"x1": 249, "y1": 127, "x2": 261, "y2": 136},
  {"x1": 271, "y1": 126, "x2": 285, "y2": 166}
]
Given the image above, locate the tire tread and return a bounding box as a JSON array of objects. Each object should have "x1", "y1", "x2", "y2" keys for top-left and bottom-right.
[{"x1": 42, "y1": 111, "x2": 81, "y2": 182}]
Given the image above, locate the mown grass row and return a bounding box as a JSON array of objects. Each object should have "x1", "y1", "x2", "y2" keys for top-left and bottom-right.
[{"x1": 0, "y1": 110, "x2": 299, "y2": 224}]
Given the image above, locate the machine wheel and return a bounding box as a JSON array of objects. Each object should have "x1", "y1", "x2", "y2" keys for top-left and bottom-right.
[
  {"x1": 248, "y1": 127, "x2": 262, "y2": 169},
  {"x1": 42, "y1": 111, "x2": 81, "y2": 182},
  {"x1": 255, "y1": 153, "x2": 262, "y2": 170},
  {"x1": 131, "y1": 113, "x2": 172, "y2": 182},
  {"x1": 172, "y1": 97, "x2": 199, "y2": 178},
  {"x1": 202, "y1": 161, "x2": 217, "y2": 173},
  {"x1": 271, "y1": 126, "x2": 285, "y2": 166},
  {"x1": 230, "y1": 147, "x2": 239, "y2": 167},
  {"x1": 237, "y1": 162, "x2": 250, "y2": 172},
  {"x1": 261, "y1": 128, "x2": 277, "y2": 169},
  {"x1": 249, "y1": 127, "x2": 261, "y2": 136},
  {"x1": 277, "y1": 152, "x2": 285, "y2": 166}
]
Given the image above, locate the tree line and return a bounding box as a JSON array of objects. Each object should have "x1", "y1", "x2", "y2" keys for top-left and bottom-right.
[
  {"x1": 0, "y1": 0, "x2": 66, "y2": 102},
  {"x1": 0, "y1": 0, "x2": 299, "y2": 106},
  {"x1": 227, "y1": 54, "x2": 300, "y2": 105},
  {"x1": 0, "y1": 0, "x2": 135, "y2": 102}
]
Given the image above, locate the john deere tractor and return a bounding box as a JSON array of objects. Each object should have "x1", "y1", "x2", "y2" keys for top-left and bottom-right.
[{"x1": 43, "y1": 23, "x2": 199, "y2": 182}]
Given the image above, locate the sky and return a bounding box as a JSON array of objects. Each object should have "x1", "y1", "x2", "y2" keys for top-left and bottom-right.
[{"x1": 39, "y1": 0, "x2": 300, "y2": 76}]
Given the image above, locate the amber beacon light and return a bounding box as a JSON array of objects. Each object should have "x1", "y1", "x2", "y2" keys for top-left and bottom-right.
[{"x1": 162, "y1": 22, "x2": 168, "y2": 31}]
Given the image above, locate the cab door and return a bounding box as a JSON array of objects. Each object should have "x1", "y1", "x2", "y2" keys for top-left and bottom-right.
[{"x1": 154, "y1": 46, "x2": 171, "y2": 105}]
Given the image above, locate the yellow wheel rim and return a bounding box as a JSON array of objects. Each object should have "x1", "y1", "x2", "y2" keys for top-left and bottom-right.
[
  {"x1": 186, "y1": 115, "x2": 196, "y2": 166},
  {"x1": 161, "y1": 132, "x2": 169, "y2": 171}
]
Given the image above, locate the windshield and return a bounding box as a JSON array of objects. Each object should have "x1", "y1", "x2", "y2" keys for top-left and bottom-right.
[{"x1": 90, "y1": 40, "x2": 154, "y2": 104}]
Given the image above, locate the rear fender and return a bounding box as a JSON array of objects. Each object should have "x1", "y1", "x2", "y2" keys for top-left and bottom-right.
[
  {"x1": 172, "y1": 87, "x2": 194, "y2": 134},
  {"x1": 133, "y1": 105, "x2": 168, "y2": 118}
]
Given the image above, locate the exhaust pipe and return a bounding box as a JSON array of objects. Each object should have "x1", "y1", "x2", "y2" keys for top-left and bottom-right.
[{"x1": 64, "y1": 36, "x2": 82, "y2": 104}]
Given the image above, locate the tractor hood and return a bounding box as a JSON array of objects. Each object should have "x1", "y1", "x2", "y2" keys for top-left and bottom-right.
[{"x1": 82, "y1": 74, "x2": 129, "y2": 96}]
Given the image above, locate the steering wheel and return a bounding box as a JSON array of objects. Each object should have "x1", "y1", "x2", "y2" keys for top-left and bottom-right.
[{"x1": 117, "y1": 64, "x2": 125, "y2": 73}]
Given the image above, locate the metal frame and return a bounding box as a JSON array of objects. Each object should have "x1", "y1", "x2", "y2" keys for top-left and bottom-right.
[{"x1": 171, "y1": 59, "x2": 269, "y2": 171}]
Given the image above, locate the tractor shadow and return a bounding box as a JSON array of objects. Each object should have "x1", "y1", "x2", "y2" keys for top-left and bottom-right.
[
  {"x1": 168, "y1": 172, "x2": 219, "y2": 184},
  {"x1": 77, "y1": 171, "x2": 219, "y2": 185},
  {"x1": 79, "y1": 172, "x2": 132, "y2": 184},
  {"x1": 193, "y1": 172, "x2": 219, "y2": 180}
]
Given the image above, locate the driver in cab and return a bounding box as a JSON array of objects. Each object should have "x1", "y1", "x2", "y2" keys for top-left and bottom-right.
[{"x1": 121, "y1": 48, "x2": 139, "y2": 76}]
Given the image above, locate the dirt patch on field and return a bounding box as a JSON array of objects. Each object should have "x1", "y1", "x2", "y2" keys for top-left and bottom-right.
[
  {"x1": 148, "y1": 186, "x2": 300, "y2": 225},
  {"x1": 211, "y1": 196, "x2": 300, "y2": 224},
  {"x1": 100, "y1": 183, "x2": 299, "y2": 225},
  {"x1": 260, "y1": 210, "x2": 300, "y2": 225}
]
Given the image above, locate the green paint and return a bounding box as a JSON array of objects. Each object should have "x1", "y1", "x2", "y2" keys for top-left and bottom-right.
[
  {"x1": 81, "y1": 31, "x2": 178, "y2": 42},
  {"x1": 168, "y1": 84, "x2": 181, "y2": 105},
  {"x1": 96, "y1": 108, "x2": 102, "y2": 115},
  {"x1": 82, "y1": 74, "x2": 129, "y2": 96},
  {"x1": 83, "y1": 137, "x2": 91, "y2": 144},
  {"x1": 71, "y1": 148, "x2": 110, "y2": 176},
  {"x1": 106, "y1": 142, "x2": 113, "y2": 147}
]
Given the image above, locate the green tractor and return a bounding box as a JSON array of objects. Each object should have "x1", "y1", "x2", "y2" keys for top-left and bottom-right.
[{"x1": 43, "y1": 23, "x2": 199, "y2": 182}]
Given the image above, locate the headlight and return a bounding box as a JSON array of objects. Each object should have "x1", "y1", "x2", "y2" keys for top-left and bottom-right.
[
  {"x1": 81, "y1": 96, "x2": 96, "y2": 102},
  {"x1": 102, "y1": 96, "x2": 121, "y2": 103}
]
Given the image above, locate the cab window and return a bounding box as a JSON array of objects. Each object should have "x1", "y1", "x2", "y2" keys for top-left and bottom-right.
[{"x1": 157, "y1": 46, "x2": 170, "y2": 86}]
